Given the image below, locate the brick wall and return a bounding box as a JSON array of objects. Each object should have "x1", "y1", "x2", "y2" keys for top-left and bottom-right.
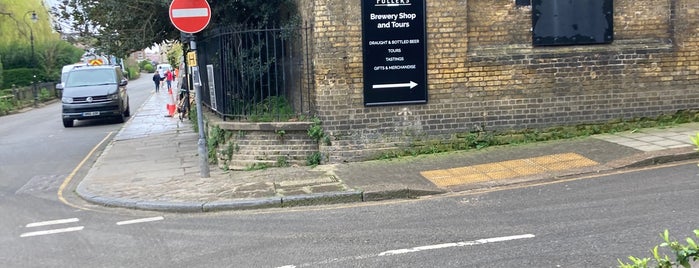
[
  {"x1": 306, "y1": 0, "x2": 699, "y2": 163},
  {"x1": 206, "y1": 114, "x2": 317, "y2": 170}
]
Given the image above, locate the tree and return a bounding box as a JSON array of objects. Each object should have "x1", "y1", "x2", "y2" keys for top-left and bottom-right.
[
  {"x1": 0, "y1": 55, "x2": 4, "y2": 87},
  {"x1": 51, "y1": 0, "x2": 298, "y2": 57}
]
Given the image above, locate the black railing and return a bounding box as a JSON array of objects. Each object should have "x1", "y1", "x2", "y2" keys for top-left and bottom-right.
[{"x1": 196, "y1": 23, "x2": 315, "y2": 121}]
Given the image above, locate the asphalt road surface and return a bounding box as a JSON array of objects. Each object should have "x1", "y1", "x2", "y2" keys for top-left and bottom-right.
[{"x1": 1, "y1": 75, "x2": 698, "y2": 267}]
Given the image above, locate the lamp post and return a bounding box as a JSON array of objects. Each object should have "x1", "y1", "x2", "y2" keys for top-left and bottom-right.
[
  {"x1": 0, "y1": 11, "x2": 38, "y2": 106},
  {"x1": 23, "y1": 11, "x2": 38, "y2": 107}
]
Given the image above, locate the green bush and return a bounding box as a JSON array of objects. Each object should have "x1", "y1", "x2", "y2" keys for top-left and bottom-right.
[
  {"x1": 619, "y1": 136, "x2": 699, "y2": 268},
  {"x1": 1, "y1": 68, "x2": 45, "y2": 88},
  {"x1": 38, "y1": 88, "x2": 52, "y2": 102},
  {"x1": 248, "y1": 96, "x2": 295, "y2": 122},
  {"x1": 619, "y1": 229, "x2": 699, "y2": 268},
  {"x1": 127, "y1": 67, "x2": 140, "y2": 79},
  {"x1": 0, "y1": 97, "x2": 13, "y2": 115},
  {"x1": 306, "y1": 151, "x2": 322, "y2": 166},
  {"x1": 0, "y1": 56, "x2": 4, "y2": 88},
  {"x1": 143, "y1": 63, "x2": 155, "y2": 73}
]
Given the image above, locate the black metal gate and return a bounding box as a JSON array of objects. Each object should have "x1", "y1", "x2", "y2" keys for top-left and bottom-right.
[{"x1": 196, "y1": 23, "x2": 315, "y2": 121}]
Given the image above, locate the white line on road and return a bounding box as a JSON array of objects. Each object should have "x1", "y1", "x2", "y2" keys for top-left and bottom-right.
[
  {"x1": 20, "y1": 226, "x2": 85, "y2": 238},
  {"x1": 25, "y1": 218, "x2": 80, "y2": 228},
  {"x1": 378, "y1": 234, "x2": 535, "y2": 256},
  {"x1": 116, "y1": 216, "x2": 164, "y2": 226},
  {"x1": 278, "y1": 234, "x2": 535, "y2": 267}
]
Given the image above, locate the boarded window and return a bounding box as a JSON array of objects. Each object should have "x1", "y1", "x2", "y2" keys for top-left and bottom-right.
[
  {"x1": 515, "y1": 0, "x2": 530, "y2": 6},
  {"x1": 532, "y1": 0, "x2": 613, "y2": 46}
]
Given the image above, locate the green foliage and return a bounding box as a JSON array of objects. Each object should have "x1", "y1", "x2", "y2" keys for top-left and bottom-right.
[
  {"x1": 248, "y1": 96, "x2": 295, "y2": 122},
  {"x1": 0, "y1": 39, "x2": 82, "y2": 87},
  {"x1": 143, "y1": 63, "x2": 155, "y2": 73},
  {"x1": 276, "y1": 156, "x2": 290, "y2": 167},
  {"x1": 126, "y1": 67, "x2": 140, "y2": 80},
  {"x1": 0, "y1": 96, "x2": 14, "y2": 115},
  {"x1": 189, "y1": 106, "x2": 198, "y2": 132},
  {"x1": 37, "y1": 40, "x2": 84, "y2": 82},
  {"x1": 138, "y1": 60, "x2": 149, "y2": 70},
  {"x1": 0, "y1": 0, "x2": 57, "y2": 47},
  {"x1": 166, "y1": 43, "x2": 182, "y2": 68},
  {"x1": 38, "y1": 87, "x2": 51, "y2": 102},
  {"x1": 374, "y1": 110, "x2": 699, "y2": 160},
  {"x1": 306, "y1": 152, "x2": 322, "y2": 167},
  {"x1": 1, "y1": 68, "x2": 42, "y2": 88},
  {"x1": 0, "y1": 56, "x2": 3, "y2": 88},
  {"x1": 245, "y1": 163, "x2": 269, "y2": 171},
  {"x1": 619, "y1": 229, "x2": 699, "y2": 268},
  {"x1": 0, "y1": 43, "x2": 34, "y2": 70},
  {"x1": 138, "y1": 60, "x2": 156, "y2": 73},
  {"x1": 207, "y1": 125, "x2": 232, "y2": 164},
  {"x1": 51, "y1": 0, "x2": 297, "y2": 57},
  {"x1": 691, "y1": 133, "x2": 699, "y2": 151},
  {"x1": 308, "y1": 117, "x2": 327, "y2": 143}
]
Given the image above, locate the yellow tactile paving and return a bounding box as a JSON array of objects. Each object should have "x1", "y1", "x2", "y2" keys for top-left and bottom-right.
[{"x1": 420, "y1": 153, "x2": 599, "y2": 187}]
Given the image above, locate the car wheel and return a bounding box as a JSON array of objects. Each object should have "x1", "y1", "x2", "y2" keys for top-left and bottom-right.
[
  {"x1": 116, "y1": 113, "x2": 126, "y2": 123},
  {"x1": 63, "y1": 119, "x2": 74, "y2": 128},
  {"x1": 124, "y1": 105, "x2": 130, "y2": 117}
]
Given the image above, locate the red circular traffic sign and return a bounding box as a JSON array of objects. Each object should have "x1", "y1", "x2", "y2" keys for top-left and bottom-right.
[{"x1": 169, "y1": 0, "x2": 212, "y2": 33}]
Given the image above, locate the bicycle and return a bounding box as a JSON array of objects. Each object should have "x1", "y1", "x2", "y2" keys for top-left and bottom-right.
[{"x1": 177, "y1": 88, "x2": 191, "y2": 122}]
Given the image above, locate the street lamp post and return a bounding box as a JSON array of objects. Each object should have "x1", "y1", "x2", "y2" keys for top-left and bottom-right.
[
  {"x1": 23, "y1": 11, "x2": 38, "y2": 107},
  {"x1": 2, "y1": 11, "x2": 39, "y2": 106}
]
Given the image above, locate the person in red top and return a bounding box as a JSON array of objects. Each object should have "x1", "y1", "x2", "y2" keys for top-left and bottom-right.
[{"x1": 165, "y1": 69, "x2": 174, "y2": 93}]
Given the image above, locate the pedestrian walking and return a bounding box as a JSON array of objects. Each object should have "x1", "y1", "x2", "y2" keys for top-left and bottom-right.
[
  {"x1": 166, "y1": 69, "x2": 174, "y2": 93},
  {"x1": 152, "y1": 72, "x2": 161, "y2": 93}
]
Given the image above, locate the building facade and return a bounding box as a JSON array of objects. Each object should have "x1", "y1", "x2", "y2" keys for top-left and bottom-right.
[{"x1": 298, "y1": 0, "x2": 699, "y2": 163}]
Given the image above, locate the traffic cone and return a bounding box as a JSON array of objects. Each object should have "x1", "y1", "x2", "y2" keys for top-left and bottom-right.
[
  {"x1": 166, "y1": 87, "x2": 176, "y2": 117},
  {"x1": 166, "y1": 103, "x2": 176, "y2": 117}
]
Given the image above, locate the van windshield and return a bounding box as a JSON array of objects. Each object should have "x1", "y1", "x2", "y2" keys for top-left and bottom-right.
[{"x1": 65, "y1": 69, "x2": 116, "y2": 87}]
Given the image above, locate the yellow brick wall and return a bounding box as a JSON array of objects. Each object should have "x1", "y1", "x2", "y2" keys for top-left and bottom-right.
[{"x1": 305, "y1": 0, "x2": 699, "y2": 163}]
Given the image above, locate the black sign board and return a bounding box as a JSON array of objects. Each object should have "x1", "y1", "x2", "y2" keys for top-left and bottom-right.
[{"x1": 361, "y1": 0, "x2": 427, "y2": 106}]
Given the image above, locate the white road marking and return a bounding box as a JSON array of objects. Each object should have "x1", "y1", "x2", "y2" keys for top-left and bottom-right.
[
  {"x1": 116, "y1": 216, "x2": 164, "y2": 226},
  {"x1": 25, "y1": 218, "x2": 80, "y2": 228},
  {"x1": 20, "y1": 226, "x2": 85, "y2": 238},
  {"x1": 378, "y1": 234, "x2": 535, "y2": 256},
  {"x1": 279, "y1": 234, "x2": 535, "y2": 267}
]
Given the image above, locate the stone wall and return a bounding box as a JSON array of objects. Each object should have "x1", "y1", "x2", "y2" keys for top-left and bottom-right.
[{"x1": 306, "y1": 0, "x2": 699, "y2": 163}]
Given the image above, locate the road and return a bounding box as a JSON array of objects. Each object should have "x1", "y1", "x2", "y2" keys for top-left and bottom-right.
[{"x1": 1, "y1": 76, "x2": 698, "y2": 267}]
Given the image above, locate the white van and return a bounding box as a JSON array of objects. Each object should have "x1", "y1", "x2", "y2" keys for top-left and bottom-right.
[
  {"x1": 60, "y1": 63, "x2": 87, "y2": 86},
  {"x1": 156, "y1": 64, "x2": 172, "y2": 79}
]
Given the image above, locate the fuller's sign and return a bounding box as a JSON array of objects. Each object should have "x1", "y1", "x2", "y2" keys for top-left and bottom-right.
[{"x1": 361, "y1": 0, "x2": 427, "y2": 106}]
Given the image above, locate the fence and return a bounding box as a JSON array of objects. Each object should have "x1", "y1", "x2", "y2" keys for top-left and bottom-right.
[
  {"x1": 195, "y1": 23, "x2": 315, "y2": 121},
  {"x1": 0, "y1": 82, "x2": 59, "y2": 109}
]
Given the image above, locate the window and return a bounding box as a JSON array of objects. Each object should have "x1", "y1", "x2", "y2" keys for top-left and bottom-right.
[
  {"x1": 515, "y1": 0, "x2": 530, "y2": 6},
  {"x1": 532, "y1": 0, "x2": 613, "y2": 46}
]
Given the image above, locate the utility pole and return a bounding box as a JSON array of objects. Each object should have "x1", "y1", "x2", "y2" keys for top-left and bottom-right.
[{"x1": 187, "y1": 34, "x2": 210, "y2": 178}]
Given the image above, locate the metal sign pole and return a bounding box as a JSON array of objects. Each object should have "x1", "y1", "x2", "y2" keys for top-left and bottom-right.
[{"x1": 189, "y1": 38, "x2": 210, "y2": 178}]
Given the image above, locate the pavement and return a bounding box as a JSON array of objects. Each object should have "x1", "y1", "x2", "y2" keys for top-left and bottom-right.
[{"x1": 75, "y1": 90, "x2": 699, "y2": 212}]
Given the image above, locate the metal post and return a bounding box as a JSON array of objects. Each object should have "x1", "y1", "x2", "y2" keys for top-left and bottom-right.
[
  {"x1": 190, "y1": 39, "x2": 210, "y2": 178},
  {"x1": 24, "y1": 11, "x2": 37, "y2": 107}
]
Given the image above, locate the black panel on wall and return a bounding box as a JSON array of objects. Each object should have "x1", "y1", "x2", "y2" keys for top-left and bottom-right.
[
  {"x1": 532, "y1": 0, "x2": 613, "y2": 46},
  {"x1": 515, "y1": 0, "x2": 530, "y2": 6}
]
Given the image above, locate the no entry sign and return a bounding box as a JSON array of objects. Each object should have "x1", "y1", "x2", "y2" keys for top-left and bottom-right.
[{"x1": 169, "y1": 0, "x2": 212, "y2": 33}]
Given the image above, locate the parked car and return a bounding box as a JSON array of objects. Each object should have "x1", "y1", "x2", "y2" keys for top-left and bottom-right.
[{"x1": 57, "y1": 65, "x2": 130, "y2": 128}]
